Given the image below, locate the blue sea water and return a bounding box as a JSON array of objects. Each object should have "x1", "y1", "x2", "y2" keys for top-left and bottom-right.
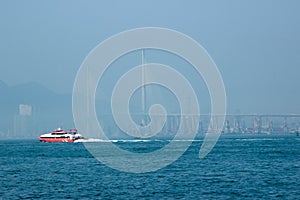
[{"x1": 1, "y1": 134, "x2": 299, "y2": 199}]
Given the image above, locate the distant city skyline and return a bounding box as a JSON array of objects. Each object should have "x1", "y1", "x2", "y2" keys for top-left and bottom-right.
[{"x1": 1, "y1": 0, "x2": 300, "y2": 114}]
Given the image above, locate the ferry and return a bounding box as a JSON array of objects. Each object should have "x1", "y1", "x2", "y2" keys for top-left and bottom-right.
[{"x1": 39, "y1": 128, "x2": 84, "y2": 143}]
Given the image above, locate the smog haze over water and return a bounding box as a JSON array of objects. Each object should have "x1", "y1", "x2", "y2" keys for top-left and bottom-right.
[{"x1": 1, "y1": 1, "x2": 299, "y2": 114}]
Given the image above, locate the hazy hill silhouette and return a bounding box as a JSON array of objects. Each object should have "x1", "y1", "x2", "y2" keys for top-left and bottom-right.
[{"x1": 0, "y1": 80, "x2": 74, "y2": 138}]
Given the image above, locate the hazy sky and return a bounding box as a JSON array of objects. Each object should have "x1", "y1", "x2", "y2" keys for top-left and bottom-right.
[{"x1": 0, "y1": 0, "x2": 299, "y2": 114}]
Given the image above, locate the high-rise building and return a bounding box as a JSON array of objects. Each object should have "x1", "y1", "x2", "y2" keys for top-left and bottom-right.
[
  {"x1": 13, "y1": 104, "x2": 33, "y2": 138},
  {"x1": 19, "y1": 104, "x2": 32, "y2": 116}
]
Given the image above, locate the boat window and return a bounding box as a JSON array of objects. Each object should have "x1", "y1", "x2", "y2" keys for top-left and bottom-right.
[{"x1": 52, "y1": 132, "x2": 66, "y2": 135}]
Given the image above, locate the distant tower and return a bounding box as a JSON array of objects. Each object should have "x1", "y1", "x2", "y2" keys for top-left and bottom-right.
[
  {"x1": 268, "y1": 121, "x2": 274, "y2": 134},
  {"x1": 225, "y1": 120, "x2": 231, "y2": 133},
  {"x1": 19, "y1": 104, "x2": 32, "y2": 116},
  {"x1": 241, "y1": 120, "x2": 246, "y2": 133},
  {"x1": 283, "y1": 117, "x2": 288, "y2": 134},
  {"x1": 253, "y1": 117, "x2": 262, "y2": 134},
  {"x1": 233, "y1": 117, "x2": 241, "y2": 133},
  {"x1": 14, "y1": 104, "x2": 33, "y2": 138}
]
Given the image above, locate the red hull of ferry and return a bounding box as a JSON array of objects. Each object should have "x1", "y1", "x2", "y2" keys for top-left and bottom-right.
[{"x1": 39, "y1": 137, "x2": 77, "y2": 143}]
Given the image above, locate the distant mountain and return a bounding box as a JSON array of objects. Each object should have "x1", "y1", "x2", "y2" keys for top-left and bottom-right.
[
  {"x1": 0, "y1": 80, "x2": 8, "y2": 90},
  {"x1": 0, "y1": 80, "x2": 74, "y2": 139}
]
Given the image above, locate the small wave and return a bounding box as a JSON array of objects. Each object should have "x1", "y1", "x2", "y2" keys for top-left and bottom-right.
[
  {"x1": 75, "y1": 139, "x2": 157, "y2": 143},
  {"x1": 114, "y1": 139, "x2": 153, "y2": 143},
  {"x1": 234, "y1": 138, "x2": 284, "y2": 141},
  {"x1": 169, "y1": 139, "x2": 203, "y2": 142},
  {"x1": 74, "y1": 139, "x2": 111, "y2": 143},
  {"x1": 75, "y1": 139, "x2": 203, "y2": 143}
]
